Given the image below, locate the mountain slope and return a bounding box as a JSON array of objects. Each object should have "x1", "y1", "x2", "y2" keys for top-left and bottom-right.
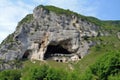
[{"x1": 0, "y1": 5, "x2": 120, "y2": 71}]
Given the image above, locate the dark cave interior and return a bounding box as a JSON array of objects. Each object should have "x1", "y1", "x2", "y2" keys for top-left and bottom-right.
[
  {"x1": 22, "y1": 50, "x2": 30, "y2": 59},
  {"x1": 44, "y1": 45, "x2": 71, "y2": 59}
]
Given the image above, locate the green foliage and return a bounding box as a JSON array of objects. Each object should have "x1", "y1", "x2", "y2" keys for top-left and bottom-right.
[
  {"x1": 15, "y1": 14, "x2": 33, "y2": 31},
  {"x1": 0, "y1": 51, "x2": 119, "y2": 80},
  {"x1": 104, "y1": 20, "x2": 120, "y2": 28},
  {"x1": 86, "y1": 16, "x2": 103, "y2": 26},
  {"x1": 37, "y1": 5, "x2": 78, "y2": 15},
  {"x1": 108, "y1": 73, "x2": 120, "y2": 80},
  {"x1": 0, "y1": 70, "x2": 21, "y2": 80},
  {"x1": 18, "y1": 14, "x2": 33, "y2": 26},
  {"x1": 86, "y1": 51, "x2": 120, "y2": 80},
  {"x1": 23, "y1": 61, "x2": 80, "y2": 80},
  {"x1": 5, "y1": 34, "x2": 14, "y2": 43},
  {"x1": 66, "y1": 71, "x2": 80, "y2": 80},
  {"x1": 21, "y1": 65, "x2": 49, "y2": 80},
  {"x1": 45, "y1": 68, "x2": 66, "y2": 80},
  {"x1": 21, "y1": 61, "x2": 81, "y2": 80},
  {"x1": 0, "y1": 5, "x2": 120, "y2": 80}
]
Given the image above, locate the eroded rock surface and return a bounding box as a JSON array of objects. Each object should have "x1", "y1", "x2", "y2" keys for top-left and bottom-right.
[{"x1": 0, "y1": 6, "x2": 102, "y2": 64}]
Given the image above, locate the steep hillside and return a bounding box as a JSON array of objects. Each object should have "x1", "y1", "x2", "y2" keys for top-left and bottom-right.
[
  {"x1": 0, "y1": 5, "x2": 102, "y2": 64},
  {"x1": 0, "y1": 5, "x2": 120, "y2": 79}
]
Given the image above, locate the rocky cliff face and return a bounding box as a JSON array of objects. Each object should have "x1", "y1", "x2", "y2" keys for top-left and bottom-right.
[{"x1": 0, "y1": 5, "x2": 102, "y2": 64}]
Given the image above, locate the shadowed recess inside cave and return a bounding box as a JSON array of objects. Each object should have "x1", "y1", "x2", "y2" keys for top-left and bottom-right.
[
  {"x1": 22, "y1": 50, "x2": 31, "y2": 59},
  {"x1": 44, "y1": 45, "x2": 72, "y2": 60}
]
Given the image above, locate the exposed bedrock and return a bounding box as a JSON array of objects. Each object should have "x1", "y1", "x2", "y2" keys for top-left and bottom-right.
[{"x1": 0, "y1": 6, "x2": 103, "y2": 63}]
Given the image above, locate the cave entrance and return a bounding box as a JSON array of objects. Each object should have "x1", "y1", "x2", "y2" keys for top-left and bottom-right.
[
  {"x1": 44, "y1": 45, "x2": 71, "y2": 60},
  {"x1": 22, "y1": 50, "x2": 31, "y2": 60}
]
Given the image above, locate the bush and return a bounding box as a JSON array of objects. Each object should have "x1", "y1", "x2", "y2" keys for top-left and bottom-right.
[
  {"x1": 0, "y1": 69, "x2": 21, "y2": 80},
  {"x1": 21, "y1": 64, "x2": 80, "y2": 80},
  {"x1": 21, "y1": 65, "x2": 49, "y2": 80},
  {"x1": 88, "y1": 51, "x2": 120, "y2": 80},
  {"x1": 108, "y1": 73, "x2": 120, "y2": 80},
  {"x1": 45, "y1": 68, "x2": 66, "y2": 80}
]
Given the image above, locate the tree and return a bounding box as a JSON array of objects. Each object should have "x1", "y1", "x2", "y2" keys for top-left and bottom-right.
[{"x1": 89, "y1": 51, "x2": 120, "y2": 80}]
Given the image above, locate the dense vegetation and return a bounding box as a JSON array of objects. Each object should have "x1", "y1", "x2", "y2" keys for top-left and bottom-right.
[
  {"x1": 0, "y1": 50, "x2": 119, "y2": 80},
  {"x1": 0, "y1": 70, "x2": 21, "y2": 80},
  {"x1": 82, "y1": 51, "x2": 120, "y2": 80}
]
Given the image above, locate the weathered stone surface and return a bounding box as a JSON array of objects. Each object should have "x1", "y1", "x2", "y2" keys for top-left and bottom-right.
[
  {"x1": 117, "y1": 32, "x2": 120, "y2": 39},
  {"x1": 0, "y1": 62, "x2": 22, "y2": 71},
  {"x1": 0, "y1": 5, "x2": 103, "y2": 65}
]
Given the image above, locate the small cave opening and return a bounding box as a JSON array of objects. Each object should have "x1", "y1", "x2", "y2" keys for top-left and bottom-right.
[
  {"x1": 60, "y1": 60, "x2": 63, "y2": 62},
  {"x1": 56, "y1": 60, "x2": 59, "y2": 62},
  {"x1": 44, "y1": 45, "x2": 71, "y2": 60},
  {"x1": 22, "y1": 50, "x2": 31, "y2": 60}
]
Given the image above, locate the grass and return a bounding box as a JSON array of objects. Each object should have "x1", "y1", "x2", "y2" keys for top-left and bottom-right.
[
  {"x1": 73, "y1": 34, "x2": 120, "y2": 74},
  {"x1": 17, "y1": 14, "x2": 33, "y2": 29},
  {"x1": 0, "y1": 5, "x2": 120, "y2": 79},
  {"x1": 1, "y1": 34, "x2": 119, "y2": 75},
  {"x1": 22, "y1": 60, "x2": 72, "y2": 72},
  {"x1": 0, "y1": 35, "x2": 119, "y2": 80},
  {"x1": 74, "y1": 52, "x2": 105, "y2": 74},
  {"x1": 46, "y1": 60, "x2": 69, "y2": 69}
]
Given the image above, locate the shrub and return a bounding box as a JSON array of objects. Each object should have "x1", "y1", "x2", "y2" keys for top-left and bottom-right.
[
  {"x1": 0, "y1": 70, "x2": 21, "y2": 80},
  {"x1": 21, "y1": 65, "x2": 49, "y2": 80},
  {"x1": 89, "y1": 51, "x2": 120, "y2": 80}
]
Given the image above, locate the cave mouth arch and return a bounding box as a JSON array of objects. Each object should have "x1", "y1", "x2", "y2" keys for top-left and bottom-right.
[
  {"x1": 44, "y1": 45, "x2": 72, "y2": 60},
  {"x1": 22, "y1": 50, "x2": 31, "y2": 60}
]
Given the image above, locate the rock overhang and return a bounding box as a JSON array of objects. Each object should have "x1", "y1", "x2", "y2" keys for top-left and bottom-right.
[{"x1": 0, "y1": 5, "x2": 102, "y2": 63}]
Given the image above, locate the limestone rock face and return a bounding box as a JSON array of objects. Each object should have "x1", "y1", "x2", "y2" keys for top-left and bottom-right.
[
  {"x1": 0, "y1": 6, "x2": 101, "y2": 63},
  {"x1": 117, "y1": 32, "x2": 120, "y2": 39}
]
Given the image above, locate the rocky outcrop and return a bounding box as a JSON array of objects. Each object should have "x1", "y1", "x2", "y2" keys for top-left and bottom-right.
[
  {"x1": 0, "y1": 5, "x2": 102, "y2": 64},
  {"x1": 117, "y1": 32, "x2": 120, "y2": 39}
]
